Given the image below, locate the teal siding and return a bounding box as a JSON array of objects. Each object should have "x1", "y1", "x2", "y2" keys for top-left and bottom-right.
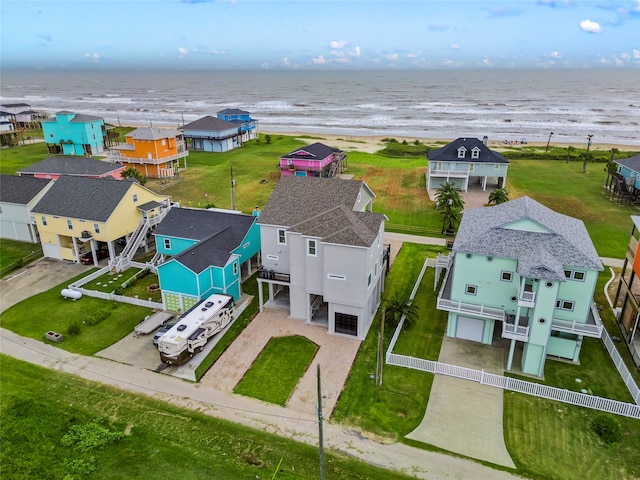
[
  {"x1": 155, "y1": 235, "x2": 197, "y2": 255},
  {"x1": 231, "y1": 223, "x2": 261, "y2": 264},
  {"x1": 157, "y1": 260, "x2": 199, "y2": 297}
]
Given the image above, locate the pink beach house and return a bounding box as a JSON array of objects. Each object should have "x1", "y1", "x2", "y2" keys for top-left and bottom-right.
[{"x1": 278, "y1": 142, "x2": 347, "y2": 178}]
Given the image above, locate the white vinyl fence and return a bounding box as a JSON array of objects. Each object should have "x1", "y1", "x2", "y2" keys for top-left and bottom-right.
[{"x1": 385, "y1": 255, "x2": 640, "y2": 419}]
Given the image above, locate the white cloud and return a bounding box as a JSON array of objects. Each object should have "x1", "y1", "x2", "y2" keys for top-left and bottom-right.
[
  {"x1": 482, "y1": 55, "x2": 492, "y2": 66},
  {"x1": 349, "y1": 46, "x2": 361, "y2": 57},
  {"x1": 381, "y1": 53, "x2": 399, "y2": 60},
  {"x1": 312, "y1": 55, "x2": 327, "y2": 64},
  {"x1": 281, "y1": 57, "x2": 290, "y2": 67},
  {"x1": 615, "y1": 58, "x2": 625, "y2": 66},
  {"x1": 210, "y1": 49, "x2": 227, "y2": 55},
  {"x1": 550, "y1": 50, "x2": 561, "y2": 58},
  {"x1": 620, "y1": 52, "x2": 630, "y2": 59},
  {"x1": 178, "y1": 47, "x2": 189, "y2": 58},
  {"x1": 633, "y1": 49, "x2": 640, "y2": 59},
  {"x1": 450, "y1": 43, "x2": 460, "y2": 49},
  {"x1": 579, "y1": 19, "x2": 601, "y2": 33},
  {"x1": 331, "y1": 50, "x2": 346, "y2": 58},
  {"x1": 329, "y1": 40, "x2": 347, "y2": 49},
  {"x1": 84, "y1": 53, "x2": 101, "y2": 62},
  {"x1": 598, "y1": 56, "x2": 610, "y2": 64},
  {"x1": 335, "y1": 57, "x2": 349, "y2": 64}
]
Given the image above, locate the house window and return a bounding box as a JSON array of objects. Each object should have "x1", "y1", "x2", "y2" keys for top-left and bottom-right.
[
  {"x1": 266, "y1": 254, "x2": 278, "y2": 260},
  {"x1": 573, "y1": 271, "x2": 585, "y2": 281},
  {"x1": 132, "y1": 194, "x2": 138, "y2": 202},
  {"x1": 94, "y1": 223, "x2": 100, "y2": 233},
  {"x1": 465, "y1": 284, "x2": 477, "y2": 295},
  {"x1": 501, "y1": 271, "x2": 513, "y2": 282},
  {"x1": 233, "y1": 262, "x2": 238, "y2": 275},
  {"x1": 67, "y1": 219, "x2": 73, "y2": 230},
  {"x1": 41, "y1": 216, "x2": 48, "y2": 226},
  {"x1": 471, "y1": 148, "x2": 480, "y2": 159},
  {"x1": 277, "y1": 229, "x2": 286, "y2": 245},
  {"x1": 49, "y1": 133, "x2": 54, "y2": 138},
  {"x1": 437, "y1": 162, "x2": 443, "y2": 171},
  {"x1": 368, "y1": 273, "x2": 372, "y2": 287},
  {"x1": 556, "y1": 300, "x2": 575, "y2": 311},
  {"x1": 457, "y1": 147, "x2": 466, "y2": 158},
  {"x1": 328, "y1": 274, "x2": 346, "y2": 281},
  {"x1": 162, "y1": 139, "x2": 166, "y2": 146},
  {"x1": 494, "y1": 163, "x2": 500, "y2": 170},
  {"x1": 307, "y1": 239, "x2": 317, "y2": 256},
  {"x1": 335, "y1": 312, "x2": 358, "y2": 336},
  {"x1": 163, "y1": 238, "x2": 171, "y2": 250},
  {"x1": 564, "y1": 269, "x2": 586, "y2": 281},
  {"x1": 469, "y1": 163, "x2": 475, "y2": 173}
]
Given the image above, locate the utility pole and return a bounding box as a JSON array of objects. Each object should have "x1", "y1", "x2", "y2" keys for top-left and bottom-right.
[
  {"x1": 316, "y1": 364, "x2": 325, "y2": 480},
  {"x1": 230, "y1": 166, "x2": 236, "y2": 210},
  {"x1": 376, "y1": 308, "x2": 385, "y2": 386}
]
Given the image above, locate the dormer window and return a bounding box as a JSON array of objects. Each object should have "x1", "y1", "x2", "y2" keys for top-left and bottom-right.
[
  {"x1": 471, "y1": 147, "x2": 480, "y2": 159},
  {"x1": 457, "y1": 146, "x2": 467, "y2": 159}
]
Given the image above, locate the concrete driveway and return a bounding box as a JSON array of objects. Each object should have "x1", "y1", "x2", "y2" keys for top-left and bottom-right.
[
  {"x1": 406, "y1": 337, "x2": 516, "y2": 468},
  {"x1": 1, "y1": 258, "x2": 92, "y2": 313}
]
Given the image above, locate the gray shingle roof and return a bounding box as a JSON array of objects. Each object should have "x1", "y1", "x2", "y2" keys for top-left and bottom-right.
[
  {"x1": 0, "y1": 175, "x2": 52, "y2": 204},
  {"x1": 217, "y1": 108, "x2": 250, "y2": 116},
  {"x1": 180, "y1": 116, "x2": 238, "y2": 132},
  {"x1": 32, "y1": 176, "x2": 136, "y2": 221},
  {"x1": 281, "y1": 142, "x2": 343, "y2": 160},
  {"x1": 615, "y1": 153, "x2": 640, "y2": 173},
  {"x1": 43, "y1": 111, "x2": 104, "y2": 123},
  {"x1": 453, "y1": 196, "x2": 603, "y2": 281},
  {"x1": 258, "y1": 176, "x2": 384, "y2": 247},
  {"x1": 18, "y1": 156, "x2": 123, "y2": 177},
  {"x1": 427, "y1": 137, "x2": 508, "y2": 163},
  {"x1": 126, "y1": 127, "x2": 182, "y2": 140},
  {"x1": 155, "y1": 207, "x2": 255, "y2": 273}
]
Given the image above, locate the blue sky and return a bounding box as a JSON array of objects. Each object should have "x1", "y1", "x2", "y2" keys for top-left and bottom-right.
[{"x1": 1, "y1": 0, "x2": 639, "y2": 69}]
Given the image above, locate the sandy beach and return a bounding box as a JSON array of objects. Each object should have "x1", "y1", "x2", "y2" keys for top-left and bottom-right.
[{"x1": 261, "y1": 131, "x2": 640, "y2": 154}]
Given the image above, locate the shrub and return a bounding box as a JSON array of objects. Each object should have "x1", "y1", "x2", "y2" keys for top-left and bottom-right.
[
  {"x1": 589, "y1": 414, "x2": 622, "y2": 444},
  {"x1": 84, "y1": 308, "x2": 110, "y2": 326},
  {"x1": 66, "y1": 321, "x2": 81, "y2": 336}
]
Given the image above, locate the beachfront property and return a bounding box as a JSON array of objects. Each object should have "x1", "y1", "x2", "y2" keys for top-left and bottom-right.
[
  {"x1": 42, "y1": 111, "x2": 107, "y2": 156},
  {"x1": 180, "y1": 116, "x2": 243, "y2": 153},
  {"x1": 278, "y1": 142, "x2": 347, "y2": 178},
  {"x1": 32, "y1": 175, "x2": 171, "y2": 266},
  {"x1": 0, "y1": 102, "x2": 44, "y2": 128},
  {"x1": 613, "y1": 216, "x2": 640, "y2": 369},
  {"x1": 0, "y1": 175, "x2": 54, "y2": 243},
  {"x1": 216, "y1": 108, "x2": 258, "y2": 141},
  {"x1": 437, "y1": 196, "x2": 604, "y2": 378},
  {"x1": 426, "y1": 137, "x2": 509, "y2": 191},
  {"x1": 153, "y1": 207, "x2": 261, "y2": 312},
  {"x1": 107, "y1": 127, "x2": 188, "y2": 178},
  {"x1": 18, "y1": 156, "x2": 125, "y2": 180},
  {"x1": 605, "y1": 153, "x2": 640, "y2": 205},
  {"x1": 256, "y1": 176, "x2": 388, "y2": 340}
]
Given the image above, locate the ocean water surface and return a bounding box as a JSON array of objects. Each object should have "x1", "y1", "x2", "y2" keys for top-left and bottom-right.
[{"x1": 1, "y1": 69, "x2": 638, "y2": 146}]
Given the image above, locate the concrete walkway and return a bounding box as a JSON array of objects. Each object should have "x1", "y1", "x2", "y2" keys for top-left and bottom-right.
[{"x1": 406, "y1": 338, "x2": 516, "y2": 468}]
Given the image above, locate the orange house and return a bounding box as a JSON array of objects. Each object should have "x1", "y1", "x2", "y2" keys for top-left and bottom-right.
[{"x1": 108, "y1": 127, "x2": 188, "y2": 178}]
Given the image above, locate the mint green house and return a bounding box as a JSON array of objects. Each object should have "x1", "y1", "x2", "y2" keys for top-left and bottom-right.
[
  {"x1": 153, "y1": 207, "x2": 260, "y2": 313},
  {"x1": 437, "y1": 196, "x2": 604, "y2": 377},
  {"x1": 42, "y1": 111, "x2": 107, "y2": 156}
]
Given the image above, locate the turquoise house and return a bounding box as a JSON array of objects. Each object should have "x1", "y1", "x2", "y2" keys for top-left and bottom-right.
[
  {"x1": 608, "y1": 153, "x2": 640, "y2": 204},
  {"x1": 154, "y1": 207, "x2": 261, "y2": 313},
  {"x1": 216, "y1": 108, "x2": 258, "y2": 140},
  {"x1": 437, "y1": 196, "x2": 604, "y2": 378},
  {"x1": 42, "y1": 111, "x2": 107, "y2": 156}
]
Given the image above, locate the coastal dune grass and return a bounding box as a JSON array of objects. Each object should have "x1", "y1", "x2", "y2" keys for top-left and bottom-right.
[{"x1": 234, "y1": 335, "x2": 319, "y2": 406}]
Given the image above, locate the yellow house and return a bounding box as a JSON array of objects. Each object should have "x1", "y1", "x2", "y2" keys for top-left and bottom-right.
[
  {"x1": 107, "y1": 127, "x2": 188, "y2": 178},
  {"x1": 32, "y1": 175, "x2": 171, "y2": 265}
]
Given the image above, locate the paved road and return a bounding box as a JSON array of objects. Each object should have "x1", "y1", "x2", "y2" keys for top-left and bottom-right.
[{"x1": 0, "y1": 328, "x2": 521, "y2": 480}]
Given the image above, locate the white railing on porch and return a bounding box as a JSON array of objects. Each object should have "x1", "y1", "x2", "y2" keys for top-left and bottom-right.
[{"x1": 436, "y1": 298, "x2": 506, "y2": 321}]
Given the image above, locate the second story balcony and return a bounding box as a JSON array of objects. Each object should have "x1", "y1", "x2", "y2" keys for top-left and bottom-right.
[{"x1": 258, "y1": 267, "x2": 290, "y2": 283}]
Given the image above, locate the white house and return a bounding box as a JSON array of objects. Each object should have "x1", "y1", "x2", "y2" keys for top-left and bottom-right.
[
  {"x1": 0, "y1": 175, "x2": 54, "y2": 243},
  {"x1": 256, "y1": 176, "x2": 389, "y2": 340}
]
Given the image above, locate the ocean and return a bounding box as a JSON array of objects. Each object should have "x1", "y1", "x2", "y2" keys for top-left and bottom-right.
[{"x1": 1, "y1": 69, "x2": 638, "y2": 146}]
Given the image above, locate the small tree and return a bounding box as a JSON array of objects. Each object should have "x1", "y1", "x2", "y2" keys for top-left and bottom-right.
[
  {"x1": 121, "y1": 166, "x2": 147, "y2": 185},
  {"x1": 265, "y1": 134, "x2": 272, "y2": 144},
  {"x1": 580, "y1": 151, "x2": 594, "y2": 174},
  {"x1": 385, "y1": 293, "x2": 419, "y2": 330},
  {"x1": 435, "y1": 182, "x2": 464, "y2": 234},
  {"x1": 488, "y1": 188, "x2": 510, "y2": 205},
  {"x1": 565, "y1": 145, "x2": 575, "y2": 164}
]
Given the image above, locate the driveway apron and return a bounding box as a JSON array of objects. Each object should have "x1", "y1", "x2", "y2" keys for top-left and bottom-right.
[{"x1": 406, "y1": 337, "x2": 516, "y2": 468}]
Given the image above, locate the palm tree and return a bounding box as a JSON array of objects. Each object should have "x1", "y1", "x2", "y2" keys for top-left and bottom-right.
[
  {"x1": 605, "y1": 148, "x2": 619, "y2": 175},
  {"x1": 385, "y1": 293, "x2": 419, "y2": 330},
  {"x1": 565, "y1": 145, "x2": 575, "y2": 164},
  {"x1": 488, "y1": 188, "x2": 510, "y2": 205},
  {"x1": 435, "y1": 182, "x2": 465, "y2": 234},
  {"x1": 121, "y1": 166, "x2": 147, "y2": 185},
  {"x1": 580, "y1": 151, "x2": 594, "y2": 174}
]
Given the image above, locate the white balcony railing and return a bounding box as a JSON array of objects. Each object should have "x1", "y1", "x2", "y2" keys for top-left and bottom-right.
[
  {"x1": 519, "y1": 289, "x2": 536, "y2": 307},
  {"x1": 436, "y1": 298, "x2": 505, "y2": 321},
  {"x1": 502, "y1": 322, "x2": 529, "y2": 341}
]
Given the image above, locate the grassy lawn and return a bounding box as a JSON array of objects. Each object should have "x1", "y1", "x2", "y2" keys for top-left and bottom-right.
[
  {"x1": 80, "y1": 267, "x2": 162, "y2": 303},
  {"x1": 0, "y1": 272, "x2": 151, "y2": 355},
  {"x1": 0, "y1": 239, "x2": 43, "y2": 278},
  {"x1": 0, "y1": 355, "x2": 417, "y2": 480},
  {"x1": 234, "y1": 335, "x2": 319, "y2": 406},
  {"x1": 333, "y1": 244, "x2": 447, "y2": 439}
]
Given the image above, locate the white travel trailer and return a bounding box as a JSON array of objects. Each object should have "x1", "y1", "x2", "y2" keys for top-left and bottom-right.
[{"x1": 158, "y1": 294, "x2": 234, "y2": 366}]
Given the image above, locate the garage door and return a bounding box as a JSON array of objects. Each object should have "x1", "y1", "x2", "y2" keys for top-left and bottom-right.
[
  {"x1": 456, "y1": 316, "x2": 485, "y2": 342},
  {"x1": 42, "y1": 243, "x2": 62, "y2": 260}
]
